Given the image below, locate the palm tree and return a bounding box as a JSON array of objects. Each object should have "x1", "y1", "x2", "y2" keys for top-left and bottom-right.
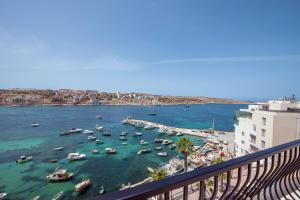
[
  {"x1": 149, "y1": 168, "x2": 167, "y2": 200},
  {"x1": 176, "y1": 137, "x2": 194, "y2": 172},
  {"x1": 149, "y1": 168, "x2": 167, "y2": 181}
]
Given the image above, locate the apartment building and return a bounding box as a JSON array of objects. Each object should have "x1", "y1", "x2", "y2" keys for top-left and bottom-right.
[{"x1": 234, "y1": 97, "x2": 300, "y2": 157}]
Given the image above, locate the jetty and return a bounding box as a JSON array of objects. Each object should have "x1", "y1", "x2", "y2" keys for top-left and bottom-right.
[{"x1": 125, "y1": 119, "x2": 230, "y2": 138}]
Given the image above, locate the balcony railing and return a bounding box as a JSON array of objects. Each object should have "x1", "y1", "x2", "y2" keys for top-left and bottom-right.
[{"x1": 96, "y1": 139, "x2": 300, "y2": 200}]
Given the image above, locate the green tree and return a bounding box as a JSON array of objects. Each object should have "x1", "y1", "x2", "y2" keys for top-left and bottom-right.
[
  {"x1": 212, "y1": 156, "x2": 226, "y2": 192},
  {"x1": 176, "y1": 137, "x2": 194, "y2": 172},
  {"x1": 149, "y1": 168, "x2": 167, "y2": 181}
]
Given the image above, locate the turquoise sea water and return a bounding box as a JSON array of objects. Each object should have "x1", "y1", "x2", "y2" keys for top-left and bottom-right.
[{"x1": 0, "y1": 104, "x2": 247, "y2": 199}]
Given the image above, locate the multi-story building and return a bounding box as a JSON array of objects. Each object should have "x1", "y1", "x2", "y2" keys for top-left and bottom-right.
[{"x1": 234, "y1": 97, "x2": 300, "y2": 157}]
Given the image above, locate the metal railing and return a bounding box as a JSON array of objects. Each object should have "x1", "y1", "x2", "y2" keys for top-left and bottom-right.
[{"x1": 95, "y1": 139, "x2": 300, "y2": 200}]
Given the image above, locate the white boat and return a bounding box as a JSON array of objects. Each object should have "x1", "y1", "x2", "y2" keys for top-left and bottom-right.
[
  {"x1": 32, "y1": 195, "x2": 40, "y2": 200},
  {"x1": 120, "y1": 131, "x2": 128, "y2": 136},
  {"x1": 91, "y1": 149, "x2": 100, "y2": 154},
  {"x1": 53, "y1": 147, "x2": 64, "y2": 151},
  {"x1": 0, "y1": 193, "x2": 7, "y2": 200},
  {"x1": 96, "y1": 115, "x2": 102, "y2": 119},
  {"x1": 75, "y1": 179, "x2": 91, "y2": 193},
  {"x1": 155, "y1": 146, "x2": 162, "y2": 150},
  {"x1": 176, "y1": 132, "x2": 184, "y2": 136},
  {"x1": 169, "y1": 144, "x2": 176, "y2": 149},
  {"x1": 31, "y1": 123, "x2": 39, "y2": 127},
  {"x1": 96, "y1": 139, "x2": 103, "y2": 144},
  {"x1": 140, "y1": 140, "x2": 148, "y2": 145},
  {"x1": 137, "y1": 149, "x2": 152, "y2": 155},
  {"x1": 47, "y1": 169, "x2": 73, "y2": 182},
  {"x1": 87, "y1": 136, "x2": 96, "y2": 140},
  {"x1": 99, "y1": 186, "x2": 105, "y2": 195},
  {"x1": 166, "y1": 130, "x2": 176, "y2": 136},
  {"x1": 144, "y1": 125, "x2": 156, "y2": 130},
  {"x1": 16, "y1": 155, "x2": 32, "y2": 164},
  {"x1": 154, "y1": 138, "x2": 163, "y2": 143},
  {"x1": 135, "y1": 132, "x2": 143, "y2": 136},
  {"x1": 52, "y1": 191, "x2": 63, "y2": 200},
  {"x1": 162, "y1": 140, "x2": 172, "y2": 145},
  {"x1": 120, "y1": 136, "x2": 127, "y2": 141},
  {"x1": 105, "y1": 148, "x2": 117, "y2": 154},
  {"x1": 158, "y1": 152, "x2": 168, "y2": 157},
  {"x1": 122, "y1": 142, "x2": 128, "y2": 145},
  {"x1": 95, "y1": 125, "x2": 105, "y2": 131},
  {"x1": 103, "y1": 132, "x2": 111, "y2": 136},
  {"x1": 122, "y1": 116, "x2": 130, "y2": 124},
  {"x1": 83, "y1": 130, "x2": 94, "y2": 134},
  {"x1": 67, "y1": 153, "x2": 86, "y2": 161},
  {"x1": 64, "y1": 128, "x2": 82, "y2": 134}
]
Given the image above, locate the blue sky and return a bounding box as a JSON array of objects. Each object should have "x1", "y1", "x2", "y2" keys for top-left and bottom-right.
[{"x1": 0, "y1": 0, "x2": 300, "y2": 100}]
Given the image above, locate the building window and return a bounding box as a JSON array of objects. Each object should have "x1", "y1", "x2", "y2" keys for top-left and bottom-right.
[
  {"x1": 262, "y1": 117, "x2": 266, "y2": 126},
  {"x1": 253, "y1": 124, "x2": 256, "y2": 132},
  {"x1": 250, "y1": 134, "x2": 256, "y2": 144},
  {"x1": 241, "y1": 149, "x2": 244, "y2": 153},
  {"x1": 262, "y1": 129, "x2": 266, "y2": 137},
  {"x1": 261, "y1": 141, "x2": 266, "y2": 149},
  {"x1": 241, "y1": 140, "x2": 244, "y2": 144},
  {"x1": 242, "y1": 131, "x2": 245, "y2": 136}
]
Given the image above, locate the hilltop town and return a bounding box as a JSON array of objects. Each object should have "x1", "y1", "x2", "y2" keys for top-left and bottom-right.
[{"x1": 0, "y1": 89, "x2": 247, "y2": 106}]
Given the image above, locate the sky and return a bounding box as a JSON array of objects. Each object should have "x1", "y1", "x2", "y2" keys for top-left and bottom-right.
[{"x1": 0, "y1": 0, "x2": 300, "y2": 100}]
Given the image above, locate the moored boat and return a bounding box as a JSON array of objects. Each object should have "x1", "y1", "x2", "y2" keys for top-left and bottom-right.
[
  {"x1": 99, "y1": 186, "x2": 105, "y2": 195},
  {"x1": 47, "y1": 169, "x2": 73, "y2": 182},
  {"x1": 176, "y1": 132, "x2": 184, "y2": 136},
  {"x1": 31, "y1": 123, "x2": 39, "y2": 127},
  {"x1": 155, "y1": 146, "x2": 162, "y2": 150},
  {"x1": 144, "y1": 124, "x2": 156, "y2": 130},
  {"x1": 135, "y1": 132, "x2": 143, "y2": 136},
  {"x1": 91, "y1": 149, "x2": 100, "y2": 154},
  {"x1": 169, "y1": 144, "x2": 176, "y2": 149},
  {"x1": 154, "y1": 138, "x2": 163, "y2": 143},
  {"x1": 83, "y1": 130, "x2": 94, "y2": 134},
  {"x1": 105, "y1": 148, "x2": 117, "y2": 154},
  {"x1": 120, "y1": 131, "x2": 128, "y2": 136},
  {"x1": 95, "y1": 125, "x2": 104, "y2": 131},
  {"x1": 102, "y1": 131, "x2": 111, "y2": 136},
  {"x1": 0, "y1": 193, "x2": 7, "y2": 200},
  {"x1": 75, "y1": 179, "x2": 91, "y2": 193},
  {"x1": 32, "y1": 195, "x2": 40, "y2": 200},
  {"x1": 53, "y1": 147, "x2": 64, "y2": 151},
  {"x1": 67, "y1": 153, "x2": 86, "y2": 161},
  {"x1": 65, "y1": 128, "x2": 83, "y2": 134},
  {"x1": 137, "y1": 149, "x2": 152, "y2": 155},
  {"x1": 122, "y1": 142, "x2": 128, "y2": 145},
  {"x1": 87, "y1": 136, "x2": 96, "y2": 140},
  {"x1": 120, "y1": 136, "x2": 127, "y2": 141},
  {"x1": 140, "y1": 140, "x2": 148, "y2": 145},
  {"x1": 52, "y1": 191, "x2": 63, "y2": 200},
  {"x1": 16, "y1": 155, "x2": 32, "y2": 164},
  {"x1": 158, "y1": 152, "x2": 168, "y2": 157},
  {"x1": 96, "y1": 115, "x2": 102, "y2": 119},
  {"x1": 96, "y1": 139, "x2": 103, "y2": 144},
  {"x1": 50, "y1": 159, "x2": 58, "y2": 163},
  {"x1": 162, "y1": 140, "x2": 172, "y2": 145}
]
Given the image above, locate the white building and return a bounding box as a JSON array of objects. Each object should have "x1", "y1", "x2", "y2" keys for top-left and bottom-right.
[{"x1": 234, "y1": 97, "x2": 300, "y2": 157}]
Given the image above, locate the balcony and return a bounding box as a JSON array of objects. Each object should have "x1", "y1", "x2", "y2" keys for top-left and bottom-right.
[{"x1": 97, "y1": 139, "x2": 300, "y2": 200}]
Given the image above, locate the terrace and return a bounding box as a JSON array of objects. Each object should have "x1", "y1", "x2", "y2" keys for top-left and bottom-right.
[{"x1": 97, "y1": 139, "x2": 300, "y2": 200}]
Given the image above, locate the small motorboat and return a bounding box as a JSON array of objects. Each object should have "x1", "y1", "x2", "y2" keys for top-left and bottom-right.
[
  {"x1": 96, "y1": 115, "x2": 102, "y2": 119},
  {"x1": 16, "y1": 155, "x2": 32, "y2": 164},
  {"x1": 96, "y1": 125, "x2": 105, "y2": 131},
  {"x1": 99, "y1": 186, "x2": 105, "y2": 195},
  {"x1": 67, "y1": 153, "x2": 86, "y2": 161},
  {"x1": 169, "y1": 144, "x2": 176, "y2": 149},
  {"x1": 31, "y1": 123, "x2": 39, "y2": 127},
  {"x1": 158, "y1": 152, "x2": 168, "y2": 157},
  {"x1": 122, "y1": 142, "x2": 128, "y2": 145},
  {"x1": 140, "y1": 140, "x2": 148, "y2": 145},
  {"x1": 83, "y1": 130, "x2": 94, "y2": 134},
  {"x1": 162, "y1": 140, "x2": 172, "y2": 145},
  {"x1": 105, "y1": 148, "x2": 117, "y2": 154},
  {"x1": 53, "y1": 147, "x2": 64, "y2": 151},
  {"x1": 0, "y1": 193, "x2": 7, "y2": 200},
  {"x1": 144, "y1": 125, "x2": 156, "y2": 130},
  {"x1": 137, "y1": 149, "x2": 152, "y2": 155},
  {"x1": 154, "y1": 138, "x2": 163, "y2": 143},
  {"x1": 47, "y1": 169, "x2": 73, "y2": 182},
  {"x1": 75, "y1": 179, "x2": 91, "y2": 193},
  {"x1": 176, "y1": 132, "x2": 184, "y2": 136},
  {"x1": 65, "y1": 128, "x2": 83, "y2": 134},
  {"x1": 87, "y1": 136, "x2": 96, "y2": 140},
  {"x1": 120, "y1": 135, "x2": 127, "y2": 141},
  {"x1": 102, "y1": 132, "x2": 111, "y2": 136},
  {"x1": 135, "y1": 132, "x2": 143, "y2": 136},
  {"x1": 147, "y1": 112, "x2": 157, "y2": 116},
  {"x1": 52, "y1": 191, "x2": 63, "y2": 200},
  {"x1": 120, "y1": 132, "x2": 128, "y2": 136},
  {"x1": 155, "y1": 146, "x2": 162, "y2": 150},
  {"x1": 50, "y1": 159, "x2": 58, "y2": 163},
  {"x1": 91, "y1": 149, "x2": 100, "y2": 154},
  {"x1": 95, "y1": 139, "x2": 103, "y2": 144},
  {"x1": 32, "y1": 195, "x2": 40, "y2": 200}
]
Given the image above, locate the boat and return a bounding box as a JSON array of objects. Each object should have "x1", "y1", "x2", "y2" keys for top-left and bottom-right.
[
  {"x1": 122, "y1": 142, "x2": 128, "y2": 145},
  {"x1": 102, "y1": 132, "x2": 111, "y2": 136},
  {"x1": 162, "y1": 140, "x2": 172, "y2": 145},
  {"x1": 50, "y1": 159, "x2": 58, "y2": 163},
  {"x1": 169, "y1": 144, "x2": 176, "y2": 149},
  {"x1": 53, "y1": 147, "x2": 64, "y2": 151},
  {"x1": 96, "y1": 125, "x2": 105, "y2": 131},
  {"x1": 105, "y1": 148, "x2": 117, "y2": 154},
  {"x1": 75, "y1": 179, "x2": 91, "y2": 193},
  {"x1": 185, "y1": 104, "x2": 190, "y2": 108},
  {"x1": 52, "y1": 191, "x2": 63, "y2": 200},
  {"x1": 32, "y1": 195, "x2": 40, "y2": 200},
  {"x1": 91, "y1": 149, "x2": 100, "y2": 154},
  {"x1": 46, "y1": 169, "x2": 73, "y2": 182},
  {"x1": 96, "y1": 139, "x2": 103, "y2": 144},
  {"x1": 147, "y1": 107, "x2": 157, "y2": 115},
  {"x1": 96, "y1": 115, "x2": 102, "y2": 119},
  {"x1": 155, "y1": 146, "x2": 162, "y2": 150},
  {"x1": 166, "y1": 130, "x2": 176, "y2": 136},
  {"x1": 67, "y1": 153, "x2": 86, "y2": 161},
  {"x1": 77, "y1": 140, "x2": 84, "y2": 144},
  {"x1": 135, "y1": 132, "x2": 143, "y2": 136},
  {"x1": 122, "y1": 116, "x2": 130, "y2": 124},
  {"x1": 158, "y1": 152, "x2": 168, "y2": 157},
  {"x1": 154, "y1": 138, "x2": 163, "y2": 143},
  {"x1": 31, "y1": 123, "x2": 39, "y2": 127},
  {"x1": 120, "y1": 136, "x2": 127, "y2": 141},
  {"x1": 65, "y1": 128, "x2": 83, "y2": 134},
  {"x1": 0, "y1": 193, "x2": 7, "y2": 200},
  {"x1": 120, "y1": 131, "x2": 128, "y2": 136},
  {"x1": 144, "y1": 124, "x2": 156, "y2": 130},
  {"x1": 140, "y1": 140, "x2": 148, "y2": 145},
  {"x1": 137, "y1": 149, "x2": 152, "y2": 155},
  {"x1": 135, "y1": 124, "x2": 144, "y2": 128},
  {"x1": 99, "y1": 186, "x2": 105, "y2": 195},
  {"x1": 87, "y1": 136, "x2": 96, "y2": 140},
  {"x1": 176, "y1": 132, "x2": 184, "y2": 136},
  {"x1": 83, "y1": 130, "x2": 94, "y2": 134},
  {"x1": 16, "y1": 155, "x2": 32, "y2": 164}
]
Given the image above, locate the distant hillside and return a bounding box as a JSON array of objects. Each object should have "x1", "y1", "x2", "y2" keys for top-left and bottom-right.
[{"x1": 0, "y1": 89, "x2": 249, "y2": 106}]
